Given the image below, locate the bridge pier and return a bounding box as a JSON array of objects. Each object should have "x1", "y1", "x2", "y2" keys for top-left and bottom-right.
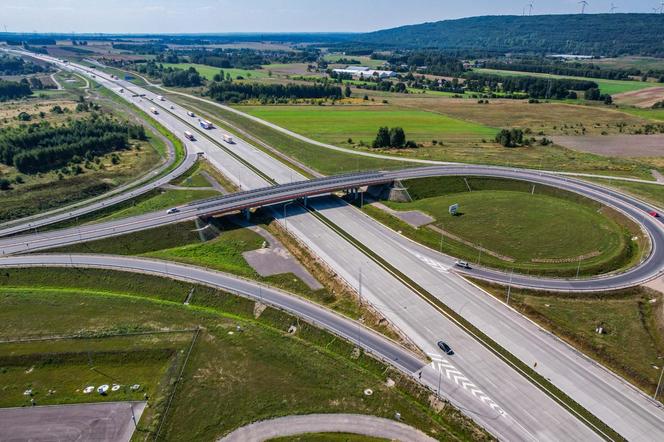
[
  {"x1": 241, "y1": 208, "x2": 251, "y2": 220},
  {"x1": 366, "y1": 180, "x2": 412, "y2": 202}
]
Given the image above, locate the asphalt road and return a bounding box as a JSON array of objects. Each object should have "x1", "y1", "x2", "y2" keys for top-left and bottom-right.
[
  {"x1": 218, "y1": 413, "x2": 438, "y2": 442},
  {"x1": 6, "y1": 51, "x2": 664, "y2": 440}
]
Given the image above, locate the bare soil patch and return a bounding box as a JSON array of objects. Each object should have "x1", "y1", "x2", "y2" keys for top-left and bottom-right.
[
  {"x1": 553, "y1": 134, "x2": 664, "y2": 157},
  {"x1": 614, "y1": 87, "x2": 664, "y2": 108}
]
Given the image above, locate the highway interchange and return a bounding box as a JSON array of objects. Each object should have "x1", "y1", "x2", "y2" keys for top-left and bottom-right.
[{"x1": 3, "y1": 49, "x2": 664, "y2": 441}]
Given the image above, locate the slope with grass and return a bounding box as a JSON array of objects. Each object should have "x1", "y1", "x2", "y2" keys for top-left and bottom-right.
[{"x1": 364, "y1": 176, "x2": 642, "y2": 276}]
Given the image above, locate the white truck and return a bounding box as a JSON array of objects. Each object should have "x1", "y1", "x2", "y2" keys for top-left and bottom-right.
[
  {"x1": 199, "y1": 119, "x2": 213, "y2": 130},
  {"x1": 222, "y1": 134, "x2": 234, "y2": 143},
  {"x1": 156, "y1": 95, "x2": 165, "y2": 101},
  {"x1": 184, "y1": 131, "x2": 195, "y2": 141},
  {"x1": 150, "y1": 107, "x2": 159, "y2": 115}
]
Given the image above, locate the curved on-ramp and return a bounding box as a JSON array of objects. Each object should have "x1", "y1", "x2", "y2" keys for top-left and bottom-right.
[{"x1": 218, "y1": 414, "x2": 437, "y2": 442}]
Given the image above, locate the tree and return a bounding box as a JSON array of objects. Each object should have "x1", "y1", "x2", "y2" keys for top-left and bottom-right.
[
  {"x1": 495, "y1": 128, "x2": 524, "y2": 147},
  {"x1": 344, "y1": 85, "x2": 351, "y2": 98},
  {"x1": 17, "y1": 112, "x2": 31, "y2": 121},
  {"x1": 0, "y1": 178, "x2": 10, "y2": 190},
  {"x1": 372, "y1": 127, "x2": 391, "y2": 148},
  {"x1": 389, "y1": 127, "x2": 406, "y2": 148}
]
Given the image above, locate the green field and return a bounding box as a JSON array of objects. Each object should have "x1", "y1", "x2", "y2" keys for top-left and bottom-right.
[
  {"x1": 578, "y1": 56, "x2": 664, "y2": 73},
  {"x1": 365, "y1": 176, "x2": 642, "y2": 276},
  {"x1": 0, "y1": 268, "x2": 488, "y2": 441},
  {"x1": 474, "y1": 68, "x2": 656, "y2": 95},
  {"x1": 323, "y1": 54, "x2": 387, "y2": 69},
  {"x1": 477, "y1": 281, "x2": 664, "y2": 399},
  {"x1": 237, "y1": 105, "x2": 497, "y2": 146},
  {"x1": 161, "y1": 63, "x2": 269, "y2": 81}
]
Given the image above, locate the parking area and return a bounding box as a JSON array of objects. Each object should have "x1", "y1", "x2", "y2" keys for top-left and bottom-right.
[{"x1": 0, "y1": 401, "x2": 146, "y2": 442}]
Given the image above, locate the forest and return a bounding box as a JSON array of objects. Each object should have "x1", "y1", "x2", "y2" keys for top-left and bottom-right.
[
  {"x1": 207, "y1": 81, "x2": 342, "y2": 103},
  {"x1": 463, "y1": 72, "x2": 598, "y2": 99},
  {"x1": 0, "y1": 54, "x2": 47, "y2": 75},
  {"x1": 0, "y1": 117, "x2": 146, "y2": 174},
  {"x1": 0, "y1": 79, "x2": 32, "y2": 102}
]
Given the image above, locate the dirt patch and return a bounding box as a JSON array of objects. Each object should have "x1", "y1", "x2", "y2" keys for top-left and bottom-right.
[
  {"x1": 372, "y1": 202, "x2": 434, "y2": 228},
  {"x1": 553, "y1": 134, "x2": 664, "y2": 157},
  {"x1": 614, "y1": 87, "x2": 664, "y2": 108}
]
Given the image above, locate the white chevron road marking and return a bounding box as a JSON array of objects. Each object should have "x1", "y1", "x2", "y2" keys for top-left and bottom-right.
[{"x1": 429, "y1": 354, "x2": 505, "y2": 416}]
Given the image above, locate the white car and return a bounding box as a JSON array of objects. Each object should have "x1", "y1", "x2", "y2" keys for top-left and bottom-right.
[
  {"x1": 166, "y1": 208, "x2": 180, "y2": 214},
  {"x1": 455, "y1": 260, "x2": 471, "y2": 269}
]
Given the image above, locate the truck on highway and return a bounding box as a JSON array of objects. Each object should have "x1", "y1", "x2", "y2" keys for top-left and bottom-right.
[
  {"x1": 222, "y1": 134, "x2": 234, "y2": 143},
  {"x1": 199, "y1": 119, "x2": 213, "y2": 130},
  {"x1": 184, "y1": 131, "x2": 195, "y2": 141},
  {"x1": 150, "y1": 107, "x2": 158, "y2": 115}
]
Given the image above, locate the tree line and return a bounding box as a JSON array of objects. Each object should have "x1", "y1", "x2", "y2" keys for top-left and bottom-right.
[
  {"x1": 0, "y1": 79, "x2": 32, "y2": 102},
  {"x1": 0, "y1": 55, "x2": 47, "y2": 75},
  {"x1": 0, "y1": 117, "x2": 146, "y2": 174},
  {"x1": 135, "y1": 61, "x2": 203, "y2": 87},
  {"x1": 463, "y1": 73, "x2": 598, "y2": 99},
  {"x1": 207, "y1": 81, "x2": 342, "y2": 103},
  {"x1": 482, "y1": 60, "x2": 637, "y2": 81}
]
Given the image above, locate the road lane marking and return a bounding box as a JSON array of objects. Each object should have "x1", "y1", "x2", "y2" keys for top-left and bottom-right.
[{"x1": 428, "y1": 353, "x2": 505, "y2": 416}]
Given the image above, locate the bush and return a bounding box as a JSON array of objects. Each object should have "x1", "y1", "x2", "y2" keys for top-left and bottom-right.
[{"x1": 0, "y1": 178, "x2": 10, "y2": 190}]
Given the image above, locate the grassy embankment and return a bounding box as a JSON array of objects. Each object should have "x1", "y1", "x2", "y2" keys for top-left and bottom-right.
[
  {"x1": 0, "y1": 268, "x2": 490, "y2": 442},
  {"x1": 362, "y1": 176, "x2": 644, "y2": 277},
  {"x1": 49, "y1": 213, "x2": 400, "y2": 342},
  {"x1": 474, "y1": 280, "x2": 664, "y2": 400}
]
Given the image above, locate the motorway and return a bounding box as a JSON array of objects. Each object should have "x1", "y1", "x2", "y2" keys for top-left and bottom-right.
[{"x1": 3, "y1": 50, "x2": 664, "y2": 440}]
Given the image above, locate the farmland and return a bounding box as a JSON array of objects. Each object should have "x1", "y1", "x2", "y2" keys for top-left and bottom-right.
[
  {"x1": 160, "y1": 62, "x2": 269, "y2": 81},
  {"x1": 237, "y1": 104, "x2": 497, "y2": 146}
]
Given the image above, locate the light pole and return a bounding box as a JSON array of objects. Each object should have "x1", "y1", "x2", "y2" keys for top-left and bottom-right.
[
  {"x1": 655, "y1": 364, "x2": 664, "y2": 400},
  {"x1": 439, "y1": 227, "x2": 444, "y2": 253},
  {"x1": 576, "y1": 258, "x2": 581, "y2": 279},
  {"x1": 283, "y1": 201, "x2": 295, "y2": 232},
  {"x1": 506, "y1": 268, "x2": 514, "y2": 305}
]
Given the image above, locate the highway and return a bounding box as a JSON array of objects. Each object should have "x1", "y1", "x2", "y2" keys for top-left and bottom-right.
[{"x1": 5, "y1": 50, "x2": 664, "y2": 440}]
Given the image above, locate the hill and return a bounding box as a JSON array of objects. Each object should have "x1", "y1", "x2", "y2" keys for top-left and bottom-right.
[{"x1": 354, "y1": 14, "x2": 664, "y2": 57}]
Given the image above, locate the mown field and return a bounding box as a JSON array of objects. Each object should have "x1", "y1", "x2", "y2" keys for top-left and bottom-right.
[
  {"x1": 161, "y1": 62, "x2": 270, "y2": 81},
  {"x1": 476, "y1": 281, "x2": 664, "y2": 401},
  {"x1": 0, "y1": 268, "x2": 489, "y2": 442},
  {"x1": 365, "y1": 176, "x2": 643, "y2": 276},
  {"x1": 474, "y1": 68, "x2": 656, "y2": 95},
  {"x1": 237, "y1": 105, "x2": 497, "y2": 146}
]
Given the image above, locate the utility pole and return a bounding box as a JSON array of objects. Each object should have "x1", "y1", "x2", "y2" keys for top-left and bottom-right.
[
  {"x1": 576, "y1": 258, "x2": 581, "y2": 279},
  {"x1": 439, "y1": 229, "x2": 444, "y2": 253}
]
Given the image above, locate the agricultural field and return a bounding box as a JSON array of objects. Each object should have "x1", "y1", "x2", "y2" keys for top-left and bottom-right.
[
  {"x1": 161, "y1": 62, "x2": 270, "y2": 81},
  {"x1": 390, "y1": 97, "x2": 651, "y2": 136},
  {"x1": 476, "y1": 281, "x2": 664, "y2": 400},
  {"x1": 473, "y1": 68, "x2": 656, "y2": 95},
  {"x1": 0, "y1": 268, "x2": 488, "y2": 441},
  {"x1": 363, "y1": 176, "x2": 643, "y2": 276},
  {"x1": 323, "y1": 53, "x2": 388, "y2": 69},
  {"x1": 577, "y1": 56, "x2": 664, "y2": 73},
  {"x1": 237, "y1": 104, "x2": 497, "y2": 146}
]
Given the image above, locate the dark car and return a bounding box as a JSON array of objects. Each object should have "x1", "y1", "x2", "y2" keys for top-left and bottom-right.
[{"x1": 437, "y1": 340, "x2": 454, "y2": 355}]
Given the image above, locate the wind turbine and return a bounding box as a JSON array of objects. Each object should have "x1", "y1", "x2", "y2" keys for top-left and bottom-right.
[
  {"x1": 610, "y1": 3, "x2": 618, "y2": 13},
  {"x1": 528, "y1": 2, "x2": 534, "y2": 15},
  {"x1": 579, "y1": 0, "x2": 589, "y2": 13}
]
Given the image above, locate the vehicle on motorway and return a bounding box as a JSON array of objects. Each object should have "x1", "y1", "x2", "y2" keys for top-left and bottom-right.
[
  {"x1": 187, "y1": 111, "x2": 195, "y2": 117},
  {"x1": 166, "y1": 208, "x2": 180, "y2": 214},
  {"x1": 184, "y1": 131, "x2": 195, "y2": 141},
  {"x1": 437, "y1": 341, "x2": 454, "y2": 355},
  {"x1": 199, "y1": 119, "x2": 213, "y2": 129},
  {"x1": 455, "y1": 260, "x2": 471, "y2": 269},
  {"x1": 222, "y1": 134, "x2": 234, "y2": 143},
  {"x1": 649, "y1": 211, "x2": 659, "y2": 217},
  {"x1": 119, "y1": 88, "x2": 124, "y2": 93},
  {"x1": 170, "y1": 105, "x2": 174, "y2": 109},
  {"x1": 156, "y1": 95, "x2": 165, "y2": 101},
  {"x1": 150, "y1": 107, "x2": 159, "y2": 115}
]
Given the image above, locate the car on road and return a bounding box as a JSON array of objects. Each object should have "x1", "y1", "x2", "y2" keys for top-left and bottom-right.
[
  {"x1": 166, "y1": 208, "x2": 180, "y2": 214},
  {"x1": 437, "y1": 341, "x2": 454, "y2": 355},
  {"x1": 649, "y1": 211, "x2": 659, "y2": 218},
  {"x1": 455, "y1": 260, "x2": 471, "y2": 269},
  {"x1": 187, "y1": 111, "x2": 195, "y2": 117}
]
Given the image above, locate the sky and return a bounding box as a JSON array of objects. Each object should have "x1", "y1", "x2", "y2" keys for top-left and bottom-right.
[{"x1": 2, "y1": 0, "x2": 662, "y2": 34}]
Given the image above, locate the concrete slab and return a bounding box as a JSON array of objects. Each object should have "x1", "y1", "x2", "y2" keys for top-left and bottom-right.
[
  {"x1": 372, "y1": 202, "x2": 434, "y2": 228},
  {"x1": 0, "y1": 401, "x2": 146, "y2": 442}
]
